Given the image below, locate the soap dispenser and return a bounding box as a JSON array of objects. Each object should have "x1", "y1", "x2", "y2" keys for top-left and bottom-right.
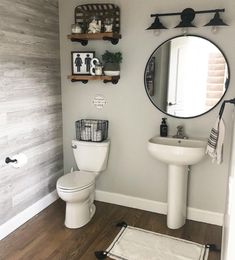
[{"x1": 160, "y1": 118, "x2": 168, "y2": 137}]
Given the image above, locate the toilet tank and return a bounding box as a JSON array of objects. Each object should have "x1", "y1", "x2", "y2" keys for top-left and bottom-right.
[{"x1": 72, "y1": 140, "x2": 110, "y2": 172}]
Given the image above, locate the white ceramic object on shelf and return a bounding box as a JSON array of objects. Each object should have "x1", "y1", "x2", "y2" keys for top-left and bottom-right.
[
  {"x1": 148, "y1": 136, "x2": 207, "y2": 229},
  {"x1": 104, "y1": 71, "x2": 120, "y2": 76},
  {"x1": 71, "y1": 23, "x2": 82, "y2": 34}
]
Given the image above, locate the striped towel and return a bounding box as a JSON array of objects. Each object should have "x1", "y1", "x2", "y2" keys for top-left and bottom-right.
[{"x1": 206, "y1": 117, "x2": 225, "y2": 164}]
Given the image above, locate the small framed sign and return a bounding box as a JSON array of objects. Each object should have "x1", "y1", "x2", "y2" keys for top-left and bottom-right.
[{"x1": 71, "y1": 51, "x2": 95, "y2": 75}]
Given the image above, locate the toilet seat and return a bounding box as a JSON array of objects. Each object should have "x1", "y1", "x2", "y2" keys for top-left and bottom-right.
[{"x1": 57, "y1": 171, "x2": 95, "y2": 192}]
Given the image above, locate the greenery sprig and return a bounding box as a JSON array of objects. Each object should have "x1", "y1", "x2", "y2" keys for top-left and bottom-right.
[{"x1": 102, "y1": 51, "x2": 122, "y2": 64}]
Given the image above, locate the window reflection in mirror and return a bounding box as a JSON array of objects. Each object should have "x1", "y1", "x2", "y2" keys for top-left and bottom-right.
[{"x1": 144, "y1": 36, "x2": 229, "y2": 118}]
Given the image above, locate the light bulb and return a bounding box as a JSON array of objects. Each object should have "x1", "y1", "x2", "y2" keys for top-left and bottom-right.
[
  {"x1": 211, "y1": 26, "x2": 218, "y2": 34},
  {"x1": 153, "y1": 29, "x2": 161, "y2": 36},
  {"x1": 181, "y1": 27, "x2": 188, "y2": 35}
]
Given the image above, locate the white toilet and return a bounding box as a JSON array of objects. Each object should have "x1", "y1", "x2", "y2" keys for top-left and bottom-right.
[{"x1": 56, "y1": 139, "x2": 110, "y2": 228}]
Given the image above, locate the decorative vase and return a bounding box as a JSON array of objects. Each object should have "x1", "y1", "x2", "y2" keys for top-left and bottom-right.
[
  {"x1": 104, "y1": 62, "x2": 120, "y2": 76},
  {"x1": 71, "y1": 23, "x2": 82, "y2": 34}
]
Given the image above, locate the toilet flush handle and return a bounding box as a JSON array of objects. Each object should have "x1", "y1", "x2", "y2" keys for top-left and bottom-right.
[{"x1": 72, "y1": 145, "x2": 77, "y2": 149}]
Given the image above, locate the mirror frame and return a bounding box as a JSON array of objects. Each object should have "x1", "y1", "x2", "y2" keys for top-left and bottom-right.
[{"x1": 144, "y1": 34, "x2": 230, "y2": 119}]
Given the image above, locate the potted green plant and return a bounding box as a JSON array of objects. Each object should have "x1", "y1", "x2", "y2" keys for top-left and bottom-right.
[{"x1": 102, "y1": 50, "x2": 122, "y2": 76}]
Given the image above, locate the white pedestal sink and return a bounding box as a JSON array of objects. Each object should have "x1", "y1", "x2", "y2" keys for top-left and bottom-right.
[{"x1": 148, "y1": 136, "x2": 207, "y2": 229}]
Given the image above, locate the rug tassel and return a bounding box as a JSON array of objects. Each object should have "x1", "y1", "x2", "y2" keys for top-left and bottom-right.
[
  {"x1": 116, "y1": 221, "x2": 128, "y2": 228},
  {"x1": 206, "y1": 244, "x2": 221, "y2": 252},
  {"x1": 94, "y1": 251, "x2": 108, "y2": 259},
  {"x1": 94, "y1": 221, "x2": 128, "y2": 259}
]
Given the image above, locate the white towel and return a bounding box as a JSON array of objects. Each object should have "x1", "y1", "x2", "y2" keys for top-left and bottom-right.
[{"x1": 206, "y1": 117, "x2": 225, "y2": 164}]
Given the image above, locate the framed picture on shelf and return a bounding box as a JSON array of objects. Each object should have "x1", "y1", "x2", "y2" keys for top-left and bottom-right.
[{"x1": 71, "y1": 51, "x2": 95, "y2": 75}]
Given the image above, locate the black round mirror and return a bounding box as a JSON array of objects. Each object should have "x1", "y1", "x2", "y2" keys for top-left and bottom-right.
[{"x1": 144, "y1": 35, "x2": 230, "y2": 118}]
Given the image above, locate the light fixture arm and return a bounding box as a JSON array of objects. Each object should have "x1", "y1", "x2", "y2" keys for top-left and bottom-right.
[
  {"x1": 147, "y1": 8, "x2": 227, "y2": 31},
  {"x1": 150, "y1": 8, "x2": 225, "y2": 18}
]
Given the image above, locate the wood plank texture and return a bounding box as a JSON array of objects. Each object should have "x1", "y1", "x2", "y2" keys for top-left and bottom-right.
[
  {"x1": 0, "y1": 200, "x2": 222, "y2": 260},
  {"x1": 0, "y1": 0, "x2": 62, "y2": 225}
]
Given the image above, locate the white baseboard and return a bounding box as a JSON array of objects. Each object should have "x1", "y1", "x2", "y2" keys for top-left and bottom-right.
[
  {"x1": 0, "y1": 189, "x2": 223, "y2": 241},
  {"x1": 95, "y1": 190, "x2": 224, "y2": 226},
  {"x1": 0, "y1": 190, "x2": 58, "y2": 240},
  {"x1": 187, "y1": 206, "x2": 224, "y2": 226}
]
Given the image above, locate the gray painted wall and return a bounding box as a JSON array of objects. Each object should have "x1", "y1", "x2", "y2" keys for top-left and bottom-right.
[
  {"x1": 59, "y1": 0, "x2": 235, "y2": 214},
  {"x1": 0, "y1": 0, "x2": 63, "y2": 225}
]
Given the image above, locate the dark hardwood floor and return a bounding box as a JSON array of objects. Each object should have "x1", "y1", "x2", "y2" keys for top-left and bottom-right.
[{"x1": 0, "y1": 200, "x2": 222, "y2": 260}]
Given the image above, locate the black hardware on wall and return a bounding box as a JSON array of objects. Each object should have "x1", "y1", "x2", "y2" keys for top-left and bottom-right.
[
  {"x1": 146, "y1": 8, "x2": 228, "y2": 31},
  {"x1": 5, "y1": 157, "x2": 17, "y2": 164},
  {"x1": 219, "y1": 98, "x2": 235, "y2": 119}
]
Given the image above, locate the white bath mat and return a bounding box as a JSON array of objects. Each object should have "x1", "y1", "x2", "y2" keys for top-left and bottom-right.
[{"x1": 105, "y1": 226, "x2": 209, "y2": 260}]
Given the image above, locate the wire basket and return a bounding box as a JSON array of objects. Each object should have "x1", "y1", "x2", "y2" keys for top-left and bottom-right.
[
  {"x1": 74, "y1": 4, "x2": 120, "y2": 33},
  {"x1": 75, "y1": 119, "x2": 109, "y2": 142}
]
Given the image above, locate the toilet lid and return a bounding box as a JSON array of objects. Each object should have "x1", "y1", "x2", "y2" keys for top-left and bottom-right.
[{"x1": 57, "y1": 171, "x2": 95, "y2": 191}]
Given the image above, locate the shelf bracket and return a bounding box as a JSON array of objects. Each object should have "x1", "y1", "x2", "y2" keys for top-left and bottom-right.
[
  {"x1": 103, "y1": 37, "x2": 119, "y2": 45},
  {"x1": 71, "y1": 79, "x2": 88, "y2": 84},
  {"x1": 103, "y1": 78, "x2": 119, "y2": 84},
  {"x1": 71, "y1": 38, "x2": 88, "y2": 46}
]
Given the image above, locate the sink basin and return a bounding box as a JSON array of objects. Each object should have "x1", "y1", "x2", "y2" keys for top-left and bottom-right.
[
  {"x1": 148, "y1": 136, "x2": 207, "y2": 165},
  {"x1": 147, "y1": 135, "x2": 207, "y2": 229}
]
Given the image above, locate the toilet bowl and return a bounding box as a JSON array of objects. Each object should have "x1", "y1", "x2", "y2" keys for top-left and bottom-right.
[
  {"x1": 56, "y1": 139, "x2": 110, "y2": 228},
  {"x1": 57, "y1": 171, "x2": 96, "y2": 228}
]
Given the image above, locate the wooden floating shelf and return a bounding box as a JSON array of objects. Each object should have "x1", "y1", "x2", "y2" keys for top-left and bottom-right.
[
  {"x1": 67, "y1": 32, "x2": 122, "y2": 45},
  {"x1": 68, "y1": 75, "x2": 120, "y2": 84}
]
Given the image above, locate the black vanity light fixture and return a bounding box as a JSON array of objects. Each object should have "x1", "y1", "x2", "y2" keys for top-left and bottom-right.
[
  {"x1": 147, "y1": 16, "x2": 167, "y2": 30},
  {"x1": 204, "y1": 11, "x2": 228, "y2": 27},
  {"x1": 147, "y1": 8, "x2": 228, "y2": 32},
  {"x1": 175, "y1": 8, "x2": 196, "y2": 28}
]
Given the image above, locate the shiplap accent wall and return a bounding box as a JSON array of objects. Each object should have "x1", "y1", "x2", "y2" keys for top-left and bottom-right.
[{"x1": 0, "y1": 0, "x2": 62, "y2": 225}]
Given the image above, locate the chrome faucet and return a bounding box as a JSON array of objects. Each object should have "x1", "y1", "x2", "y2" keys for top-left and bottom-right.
[{"x1": 173, "y1": 125, "x2": 188, "y2": 139}]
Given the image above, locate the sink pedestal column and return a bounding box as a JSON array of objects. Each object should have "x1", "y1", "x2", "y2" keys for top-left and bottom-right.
[{"x1": 167, "y1": 165, "x2": 188, "y2": 229}]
